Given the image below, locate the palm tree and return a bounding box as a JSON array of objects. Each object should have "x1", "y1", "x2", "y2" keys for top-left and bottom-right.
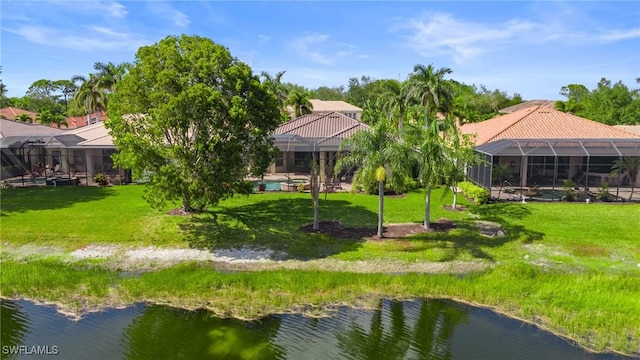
[
  {"x1": 554, "y1": 98, "x2": 584, "y2": 114},
  {"x1": 611, "y1": 156, "x2": 640, "y2": 201},
  {"x1": 13, "y1": 113, "x2": 33, "y2": 123},
  {"x1": 36, "y1": 109, "x2": 68, "y2": 128},
  {"x1": 380, "y1": 80, "x2": 412, "y2": 131},
  {"x1": 407, "y1": 64, "x2": 454, "y2": 125},
  {"x1": 71, "y1": 74, "x2": 107, "y2": 124},
  {"x1": 440, "y1": 117, "x2": 478, "y2": 208},
  {"x1": 287, "y1": 90, "x2": 313, "y2": 118},
  {"x1": 405, "y1": 115, "x2": 449, "y2": 229},
  {"x1": 336, "y1": 115, "x2": 412, "y2": 237},
  {"x1": 260, "y1": 71, "x2": 289, "y2": 118},
  {"x1": 93, "y1": 61, "x2": 130, "y2": 93}
]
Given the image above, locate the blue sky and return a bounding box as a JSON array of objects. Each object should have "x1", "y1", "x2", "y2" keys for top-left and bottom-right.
[{"x1": 1, "y1": 1, "x2": 639, "y2": 100}]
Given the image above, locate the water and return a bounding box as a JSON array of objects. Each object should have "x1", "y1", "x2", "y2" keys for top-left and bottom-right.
[{"x1": 1, "y1": 299, "x2": 633, "y2": 360}]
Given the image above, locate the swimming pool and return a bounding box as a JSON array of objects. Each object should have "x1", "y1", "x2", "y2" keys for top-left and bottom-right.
[{"x1": 253, "y1": 179, "x2": 308, "y2": 191}]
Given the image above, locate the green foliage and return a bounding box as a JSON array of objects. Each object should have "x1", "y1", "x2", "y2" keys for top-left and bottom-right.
[
  {"x1": 557, "y1": 78, "x2": 640, "y2": 125},
  {"x1": 458, "y1": 181, "x2": 490, "y2": 204},
  {"x1": 106, "y1": 35, "x2": 281, "y2": 212},
  {"x1": 287, "y1": 90, "x2": 313, "y2": 118},
  {"x1": 94, "y1": 173, "x2": 108, "y2": 186},
  {"x1": 597, "y1": 183, "x2": 611, "y2": 201},
  {"x1": 563, "y1": 179, "x2": 576, "y2": 201}
]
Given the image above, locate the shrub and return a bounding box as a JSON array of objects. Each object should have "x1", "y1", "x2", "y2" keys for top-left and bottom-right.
[
  {"x1": 1, "y1": 180, "x2": 14, "y2": 189},
  {"x1": 94, "y1": 173, "x2": 108, "y2": 186},
  {"x1": 458, "y1": 181, "x2": 490, "y2": 204},
  {"x1": 597, "y1": 183, "x2": 611, "y2": 201},
  {"x1": 563, "y1": 179, "x2": 576, "y2": 201},
  {"x1": 297, "y1": 183, "x2": 306, "y2": 192}
]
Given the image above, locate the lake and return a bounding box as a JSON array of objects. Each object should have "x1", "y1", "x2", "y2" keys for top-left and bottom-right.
[{"x1": 1, "y1": 298, "x2": 633, "y2": 359}]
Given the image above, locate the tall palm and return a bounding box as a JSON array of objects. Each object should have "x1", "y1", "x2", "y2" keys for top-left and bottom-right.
[
  {"x1": 407, "y1": 64, "x2": 454, "y2": 124},
  {"x1": 72, "y1": 73, "x2": 107, "y2": 124},
  {"x1": 261, "y1": 70, "x2": 289, "y2": 116},
  {"x1": 14, "y1": 113, "x2": 34, "y2": 123},
  {"x1": 440, "y1": 116, "x2": 478, "y2": 208},
  {"x1": 287, "y1": 90, "x2": 313, "y2": 118},
  {"x1": 381, "y1": 80, "x2": 412, "y2": 131},
  {"x1": 93, "y1": 61, "x2": 130, "y2": 93},
  {"x1": 611, "y1": 156, "x2": 640, "y2": 201},
  {"x1": 336, "y1": 115, "x2": 412, "y2": 237},
  {"x1": 405, "y1": 114, "x2": 449, "y2": 229}
]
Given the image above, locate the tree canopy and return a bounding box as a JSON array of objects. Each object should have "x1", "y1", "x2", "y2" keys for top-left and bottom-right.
[{"x1": 106, "y1": 34, "x2": 281, "y2": 212}]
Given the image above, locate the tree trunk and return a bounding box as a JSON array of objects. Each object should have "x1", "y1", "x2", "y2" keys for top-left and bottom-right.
[
  {"x1": 424, "y1": 187, "x2": 431, "y2": 229},
  {"x1": 181, "y1": 196, "x2": 191, "y2": 213},
  {"x1": 378, "y1": 180, "x2": 384, "y2": 238},
  {"x1": 452, "y1": 184, "x2": 457, "y2": 209},
  {"x1": 313, "y1": 172, "x2": 319, "y2": 231}
]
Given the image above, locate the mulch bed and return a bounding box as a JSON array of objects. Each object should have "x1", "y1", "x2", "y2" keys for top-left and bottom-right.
[{"x1": 301, "y1": 219, "x2": 454, "y2": 240}]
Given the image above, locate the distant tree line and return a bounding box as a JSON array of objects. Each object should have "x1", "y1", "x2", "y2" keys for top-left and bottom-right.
[{"x1": 554, "y1": 78, "x2": 640, "y2": 125}]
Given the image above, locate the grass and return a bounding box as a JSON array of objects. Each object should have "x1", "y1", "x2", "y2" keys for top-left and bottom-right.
[{"x1": 1, "y1": 185, "x2": 640, "y2": 356}]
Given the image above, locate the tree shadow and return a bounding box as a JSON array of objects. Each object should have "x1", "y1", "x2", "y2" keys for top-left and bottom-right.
[
  {"x1": 180, "y1": 198, "x2": 376, "y2": 259},
  {"x1": 405, "y1": 205, "x2": 544, "y2": 262},
  {"x1": 0, "y1": 186, "x2": 117, "y2": 216}
]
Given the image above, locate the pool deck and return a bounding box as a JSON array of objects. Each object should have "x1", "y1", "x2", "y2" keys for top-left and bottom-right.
[
  {"x1": 248, "y1": 173, "x2": 353, "y2": 192},
  {"x1": 490, "y1": 186, "x2": 639, "y2": 203}
]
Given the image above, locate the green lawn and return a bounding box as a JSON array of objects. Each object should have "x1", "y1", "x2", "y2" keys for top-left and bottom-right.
[{"x1": 1, "y1": 185, "x2": 639, "y2": 355}]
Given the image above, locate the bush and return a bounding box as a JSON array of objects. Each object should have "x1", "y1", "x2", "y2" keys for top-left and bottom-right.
[
  {"x1": 94, "y1": 173, "x2": 108, "y2": 186},
  {"x1": 458, "y1": 181, "x2": 490, "y2": 204},
  {"x1": 1, "y1": 180, "x2": 14, "y2": 189}
]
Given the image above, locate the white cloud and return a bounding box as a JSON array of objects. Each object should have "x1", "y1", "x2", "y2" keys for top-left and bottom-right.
[
  {"x1": 7, "y1": 25, "x2": 148, "y2": 52},
  {"x1": 393, "y1": 11, "x2": 640, "y2": 63},
  {"x1": 47, "y1": 1, "x2": 128, "y2": 18},
  {"x1": 147, "y1": 2, "x2": 190, "y2": 28},
  {"x1": 289, "y1": 33, "x2": 353, "y2": 66},
  {"x1": 392, "y1": 13, "x2": 536, "y2": 63}
]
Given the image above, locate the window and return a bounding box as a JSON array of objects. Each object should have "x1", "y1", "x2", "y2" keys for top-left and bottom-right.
[{"x1": 275, "y1": 151, "x2": 284, "y2": 167}]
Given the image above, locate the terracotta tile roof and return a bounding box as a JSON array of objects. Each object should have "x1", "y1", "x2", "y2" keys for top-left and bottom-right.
[
  {"x1": 0, "y1": 107, "x2": 37, "y2": 120},
  {"x1": 64, "y1": 111, "x2": 108, "y2": 129},
  {"x1": 460, "y1": 106, "x2": 640, "y2": 145},
  {"x1": 275, "y1": 112, "x2": 369, "y2": 139},
  {"x1": 614, "y1": 125, "x2": 640, "y2": 136},
  {"x1": 499, "y1": 100, "x2": 555, "y2": 114}
]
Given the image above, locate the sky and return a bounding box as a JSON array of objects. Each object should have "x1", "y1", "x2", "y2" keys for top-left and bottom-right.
[{"x1": 1, "y1": 1, "x2": 639, "y2": 101}]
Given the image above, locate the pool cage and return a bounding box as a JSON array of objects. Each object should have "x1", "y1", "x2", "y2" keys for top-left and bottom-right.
[
  {"x1": 271, "y1": 134, "x2": 356, "y2": 185},
  {"x1": 0, "y1": 134, "x2": 128, "y2": 186},
  {"x1": 467, "y1": 139, "x2": 640, "y2": 200}
]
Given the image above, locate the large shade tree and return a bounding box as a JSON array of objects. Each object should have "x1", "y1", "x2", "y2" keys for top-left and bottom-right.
[{"x1": 107, "y1": 35, "x2": 280, "y2": 212}]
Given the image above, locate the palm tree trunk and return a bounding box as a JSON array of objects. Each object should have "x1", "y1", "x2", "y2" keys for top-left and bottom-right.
[
  {"x1": 424, "y1": 187, "x2": 431, "y2": 229},
  {"x1": 378, "y1": 180, "x2": 384, "y2": 238},
  {"x1": 452, "y1": 184, "x2": 457, "y2": 209}
]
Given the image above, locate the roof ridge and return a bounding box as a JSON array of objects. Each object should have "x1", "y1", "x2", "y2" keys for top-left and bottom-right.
[{"x1": 487, "y1": 106, "x2": 540, "y2": 143}]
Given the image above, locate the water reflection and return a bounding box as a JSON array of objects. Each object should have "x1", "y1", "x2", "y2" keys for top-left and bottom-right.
[
  {"x1": 0, "y1": 298, "x2": 633, "y2": 359},
  {"x1": 1, "y1": 300, "x2": 30, "y2": 360},
  {"x1": 123, "y1": 306, "x2": 284, "y2": 359}
]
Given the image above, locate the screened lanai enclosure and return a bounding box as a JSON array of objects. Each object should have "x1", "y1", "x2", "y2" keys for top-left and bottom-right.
[
  {"x1": 467, "y1": 139, "x2": 640, "y2": 200},
  {"x1": 270, "y1": 135, "x2": 353, "y2": 184},
  {"x1": 0, "y1": 135, "x2": 128, "y2": 186}
]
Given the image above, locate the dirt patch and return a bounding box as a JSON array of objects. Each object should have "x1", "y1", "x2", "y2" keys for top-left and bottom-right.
[
  {"x1": 301, "y1": 219, "x2": 454, "y2": 240},
  {"x1": 442, "y1": 205, "x2": 467, "y2": 212},
  {"x1": 475, "y1": 221, "x2": 506, "y2": 237}
]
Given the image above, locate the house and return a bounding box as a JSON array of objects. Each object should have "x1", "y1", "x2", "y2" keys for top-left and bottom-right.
[
  {"x1": 271, "y1": 112, "x2": 369, "y2": 182},
  {"x1": 64, "y1": 111, "x2": 108, "y2": 128},
  {"x1": 287, "y1": 99, "x2": 363, "y2": 120},
  {"x1": 0, "y1": 107, "x2": 38, "y2": 121},
  {"x1": 0, "y1": 118, "x2": 126, "y2": 185},
  {"x1": 460, "y1": 106, "x2": 640, "y2": 196}
]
